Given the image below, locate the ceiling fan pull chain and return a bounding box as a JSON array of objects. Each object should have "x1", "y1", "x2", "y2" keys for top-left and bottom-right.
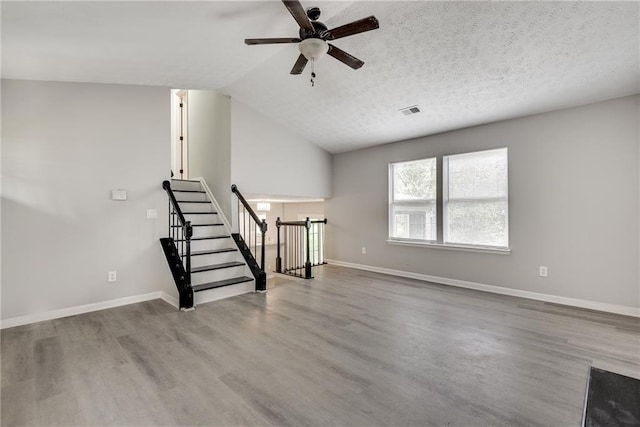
[{"x1": 310, "y1": 58, "x2": 316, "y2": 87}]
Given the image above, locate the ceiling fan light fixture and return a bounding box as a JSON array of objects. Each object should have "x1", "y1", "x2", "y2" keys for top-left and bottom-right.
[{"x1": 299, "y1": 38, "x2": 329, "y2": 61}]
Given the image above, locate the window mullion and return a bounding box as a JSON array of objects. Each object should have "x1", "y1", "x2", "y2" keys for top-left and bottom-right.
[{"x1": 437, "y1": 156, "x2": 444, "y2": 244}]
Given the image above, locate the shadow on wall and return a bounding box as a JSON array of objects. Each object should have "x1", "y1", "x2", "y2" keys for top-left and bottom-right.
[{"x1": 1, "y1": 186, "x2": 173, "y2": 320}]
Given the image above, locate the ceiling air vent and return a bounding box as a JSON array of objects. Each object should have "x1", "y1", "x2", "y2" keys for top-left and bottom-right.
[{"x1": 399, "y1": 105, "x2": 421, "y2": 116}]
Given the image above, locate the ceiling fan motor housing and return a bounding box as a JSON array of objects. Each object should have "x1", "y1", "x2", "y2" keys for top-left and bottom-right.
[{"x1": 299, "y1": 20, "x2": 328, "y2": 40}]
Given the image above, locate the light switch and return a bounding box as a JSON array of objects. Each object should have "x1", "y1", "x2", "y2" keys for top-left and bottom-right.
[
  {"x1": 111, "y1": 189, "x2": 127, "y2": 201},
  {"x1": 146, "y1": 209, "x2": 157, "y2": 219}
]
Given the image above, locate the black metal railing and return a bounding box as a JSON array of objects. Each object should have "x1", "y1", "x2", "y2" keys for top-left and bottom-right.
[
  {"x1": 160, "y1": 180, "x2": 194, "y2": 309},
  {"x1": 231, "y1": 184, "x2": 267, "y2": 291},
  {"x1": 276, "y1": 217, "x2": 327, "y2": 279}
]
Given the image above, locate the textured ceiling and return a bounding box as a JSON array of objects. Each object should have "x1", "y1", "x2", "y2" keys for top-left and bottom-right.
[{"x1": 2, "y1": 1, "x2": 639, "y2": 153}]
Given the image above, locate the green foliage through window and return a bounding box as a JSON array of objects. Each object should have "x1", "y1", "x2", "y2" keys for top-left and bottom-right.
[{"x1": 389, "y1": 148, "x2": 509, "y2": 248}]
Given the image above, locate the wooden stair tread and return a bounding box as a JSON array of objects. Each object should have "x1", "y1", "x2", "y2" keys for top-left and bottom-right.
[
  {"x1": 175, "y1": 235, "x2": 230, "y2": 241},
  {"x1": 182, "y1": 248, "x2": 238, "y2": 257},
  {"x1": 192, "y1": 276, "x2": 254, "y2": 292},
  {"x1": 191, "y1": 261, "x2": 245, "y2": 273},
  {"x1": 183, "y1": 212, "x2": 218, "y2": 215},
  {"x1": 171, "y1": 223, "x2": 224, "y2": 227}
]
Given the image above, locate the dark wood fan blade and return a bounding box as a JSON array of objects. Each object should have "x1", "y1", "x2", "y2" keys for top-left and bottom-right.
[
  {"x1": 326, "y1": 16, "x2": 379, "y2": 40},
  {"x1": 282, "y1": 0, "x2": 314, "y2": 31},
  {"x1": 245, "y1": 38, "x2": 301, "y2": 45},
  {"x1": 290, "y1": 54, "x2": 308, "y2": 75},
  {"x1": 327, "y1": 44, "x2": 364, "y2": 69}
]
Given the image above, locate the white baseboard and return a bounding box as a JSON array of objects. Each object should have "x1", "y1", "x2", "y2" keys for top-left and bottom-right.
[
  {"x1": 4, "y1": 260, "x2": 635, "y2": 329},
  {"x1": 325, "y1": 259, "x2": 640, "y2": 318},
  {"x1": 1, "y1": 291, "x2": 179, "y2": 329},
  {"x1": 159, "y1": 291, "x2": 179, "y2": 309}
]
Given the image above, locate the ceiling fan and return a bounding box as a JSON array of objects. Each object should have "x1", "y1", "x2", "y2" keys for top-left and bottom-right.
[{"x1": 245, "y1": 0, "x2": 379, "y2": 84}]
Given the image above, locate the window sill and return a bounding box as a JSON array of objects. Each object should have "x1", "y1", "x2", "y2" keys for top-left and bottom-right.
[{"x1": 386, "y1": 239, "x2": 511, "y2": 255}]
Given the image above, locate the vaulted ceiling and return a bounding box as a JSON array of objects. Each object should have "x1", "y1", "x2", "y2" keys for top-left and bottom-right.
[{"x1": 2, "y1": 1, "x2": 639, "y2": 153}]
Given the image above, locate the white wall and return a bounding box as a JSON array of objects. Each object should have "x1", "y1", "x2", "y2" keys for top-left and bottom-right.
[
  {"x1": 1, "y1": 79, "x2": 175, "y2": 321},
  {"x1": 326, "y1": 95, "x2": 640, "y2": 309},
  {"x1": 283, "y1": 202, "x2": 324, "y2": 221},
  {"x1": 187, "y1": 90, "x2": 232, "y2": 221},
  {"x1": 231, "y1": 99, "x2": 331, "y2": 199}
]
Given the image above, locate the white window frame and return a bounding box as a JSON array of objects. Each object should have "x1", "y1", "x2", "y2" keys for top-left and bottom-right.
[
  {"x1": 443, "y1": 148, "x2": 509, "y2": 249},
  {"x1": 387, "y1": 148, "x2": 510, "y2": 254},
  {"x1": 388, "y1": 157, "x2": 437, "y2": 242}
]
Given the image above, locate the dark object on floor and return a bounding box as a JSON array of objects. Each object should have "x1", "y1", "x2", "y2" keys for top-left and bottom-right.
[{"x1": 583, "y1": 367, "x2": 640, "y2": 426}]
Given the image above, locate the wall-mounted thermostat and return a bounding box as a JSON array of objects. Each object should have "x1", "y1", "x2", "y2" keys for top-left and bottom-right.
[{"x1": 111, "y1": 189, "x2": 127, "y2": 201}]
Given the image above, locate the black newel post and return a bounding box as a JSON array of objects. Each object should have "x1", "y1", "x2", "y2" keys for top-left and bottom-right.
[
  {"x1": 276, "y1": 217, "x2": 282, "y2": 273},
  {"x1": 260, "y1": 219, "x2": 267, "y2": 271},
  {"x1": 304, "y1": 217, "x2": 312, "y2": 279},
  {"x1": 185, "y1": 221, "x2": 192, "y2": 287}
]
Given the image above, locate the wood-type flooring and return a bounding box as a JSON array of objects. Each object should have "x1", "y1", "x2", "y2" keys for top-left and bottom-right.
[{"x1": 2, "y1": 265, "x2": 639, "y2": 426}]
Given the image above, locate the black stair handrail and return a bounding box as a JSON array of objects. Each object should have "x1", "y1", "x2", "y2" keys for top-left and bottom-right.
[
  {"x1": 231, "y1": 184, "x2": 267, "y2": 291},
  {"x1": 276, "y1": 217, "x2": 327, "y2": 279},
  {"x1": 277, "y1": 219, "x2": 327, "y2": 226},
  {"x1": 162, "y1": 180, "x2": 192, "y2": 294},
  {"x1": 231, "y1": 184, "x2": 266, "y2": 230},
  {"x1": 163, "y1": 180, "x2": 189, "y2": 227}
]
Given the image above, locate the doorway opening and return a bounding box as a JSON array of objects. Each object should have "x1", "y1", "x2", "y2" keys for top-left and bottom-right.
[{"x1": 171, "y1": 89, "x2": 188, "y2": 179}]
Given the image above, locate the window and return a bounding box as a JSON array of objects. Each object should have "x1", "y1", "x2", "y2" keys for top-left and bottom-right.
[
  {"x1": 298, "y1": 215, "x2": 325, "y2": 265},
  {"x1": 444, "y1": 148, "x2": 508, "y2": 248},
  {"x1": 389, "y1": 158, "x2": 437, "y2": 241},
  {"x1": 388, "y1": 148, "x2": 509, "y2": 251}
]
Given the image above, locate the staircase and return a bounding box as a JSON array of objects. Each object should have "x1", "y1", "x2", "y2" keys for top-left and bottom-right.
[{"x1": 160, "y1": 179, "x2": 255, "y2": 309}]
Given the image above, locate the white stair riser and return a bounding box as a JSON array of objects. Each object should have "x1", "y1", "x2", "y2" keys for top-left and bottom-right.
[
  {"x1": 183, "y1": 213, "x2": 220, "y2": 225},
  {"x1": 170, "y1": 180, "x2": 202, "y2": 192},
  {"x1": 190, "y1": 225, "x2": 227, "y2": 239},
  {"x1": 174, "y1": 192, "x2": 208, "y2": 202},
  {"x1": 189, "y1": 251, "x2": 239, "y2": 268},
  {"x1": 178, "y1": 202, "x2": 215, "y2": 213},
  {"x1": 187, "y1": 237, "x2": 234, "y2": 252},
  {"x1": 194, "y1": 281, "x2": 255, "y2": 306},
  {"x1": 191, "y1": 266, "x2": 247, "y2": 285},
  {"x1": 171, "y1": 226, "x2": 225, "y2": 239}
]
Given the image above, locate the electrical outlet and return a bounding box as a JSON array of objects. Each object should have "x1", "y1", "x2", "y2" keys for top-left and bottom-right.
[
  {"x1": 539, "y1": 266, "x2": 548, "y2": 277},
  {"x1": 108, "y1": 271, "x2": 117, "y2": 282},
  {"x1": 362, "y1": 246, "x2": 367, "y2": 255},
  {"x1": 146, "y1": 209, "x2": 157, "y2": 219}
]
